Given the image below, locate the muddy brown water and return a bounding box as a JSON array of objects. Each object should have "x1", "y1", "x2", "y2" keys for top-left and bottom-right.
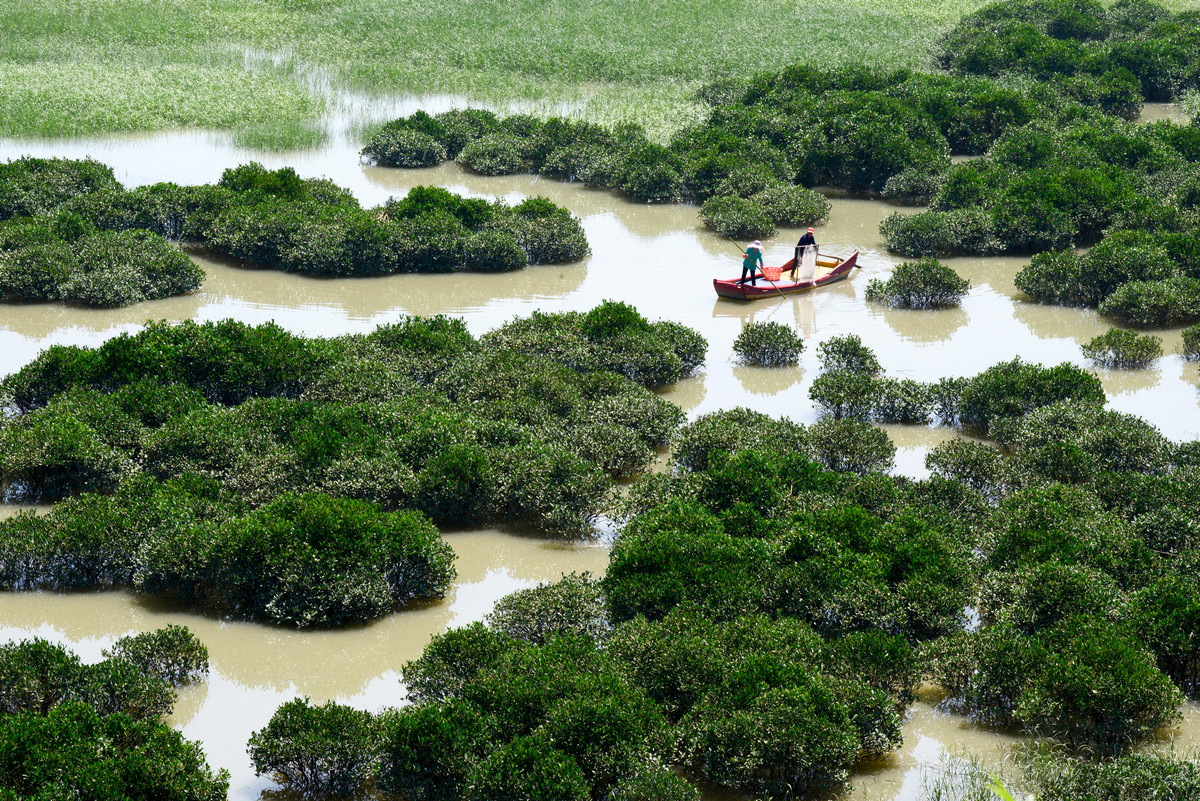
[{"x1": 2, "y1": 105, "x2": 1200, "y2": 799}]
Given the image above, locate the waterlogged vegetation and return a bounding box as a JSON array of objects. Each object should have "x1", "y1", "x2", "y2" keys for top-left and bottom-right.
[
  {"x1": 7, "y1": 0, "x2": 1200, "y2": 797},
  {"x1": 0, "y1": 308, "x2": 700, "y2": 623},
  {"x1": 733, "y1": 321, "x2": 806, "y2": 367},
  {"x1": 244, "y1": 379, "x2": 1200, "y2": 799},
  {"x1": 0, "y1": 627, "x2": 228, "y2": 801},
  {"x1": 866, "y1": 258, "x2": 972, "y2": 308},
  {"x1": 0, "y1": 0, "x2": 1002, "y2": 145},
  {"x1": 0, "y1": 159, "x2": 589, "y2": 299},
  {"x1": 1082, "y1": 327, "x2": 1164, "y2": 368}
]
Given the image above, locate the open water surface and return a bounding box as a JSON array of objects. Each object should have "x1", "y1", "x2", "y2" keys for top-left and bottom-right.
[{"x1": 1, "y1": 102, "x2": 1198, "y2": 800}]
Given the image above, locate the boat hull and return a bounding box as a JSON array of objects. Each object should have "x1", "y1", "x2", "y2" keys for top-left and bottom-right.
[{"x1": 713, "y1": 250, "x2": 859, "y2": 300}]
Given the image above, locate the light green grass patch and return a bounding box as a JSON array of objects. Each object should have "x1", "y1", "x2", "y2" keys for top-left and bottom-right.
[{"x1": 4, "y1": 0, "x2": 1200, "y2": 145}]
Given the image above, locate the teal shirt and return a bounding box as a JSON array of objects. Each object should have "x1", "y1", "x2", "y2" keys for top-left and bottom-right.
[{"x1": 742, "y1": 247, "x2": 763, "y2": 270}]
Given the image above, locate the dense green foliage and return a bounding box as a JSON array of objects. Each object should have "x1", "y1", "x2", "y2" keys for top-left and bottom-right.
[
  {"x1": 1014, "y1": 230, "x2": 1200, "y2": 325},
  {"x1": 0, "y1": 630, "x2": 226, "y2": 801},
  {"x1": 0, "y1": 213, "x2": 203, "y2": 306},
  {"x1": 865, "y1": 257, "x2": 971, "y2": 308},
  {"x1": 1184, "y1": 323, "x2": 1200, "y2": 359},
  {"x1": 103, "y1": 625, "x2": 209, "y2": 685},
  {"x1": 940, "y1": 0, "x2": 1200, "y2": 105},
  {"x1": 806, "y1": 337, "x2": 1102, "y2": 432},
  {"x1": 138, "y1": 492, "x2": 456, "y2": 626},
  {"x1": 0, "y1": 157, "x2": 121, "y2": 221},
  {"x1": 366, "y1": 62, "x2": 1111, "y2": 209},
  {"x1": 0, "y1": 702, "x2": 229, "y2": 801},
  {"x1": 0, "y1": 310, "x2": 700, "y2": 621},
  {"x1": 1081, "y1": 327, "x2": 1163, "y2": 368},
  {"x1": 480, "y1": 301, "x2": 706, "y2": 391},
  {"x1": 248, "y1": 698, "x2": 380, "y2": 796},
  {"x1": 883, "y1": 116, "x2": 1200, "y2": 258},
  {"x1": 732, "y1": 321, "x2": 805, "y2": 366},
  {"x1": 6, "y1": 161, "x2": 589, "y2": 281}
]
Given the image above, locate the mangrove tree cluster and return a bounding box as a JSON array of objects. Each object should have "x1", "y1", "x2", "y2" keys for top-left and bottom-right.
[
  {"x1": 940, "y1": 0, "x2": 1200, "y2": 105},
  {"x1": 0, "y1": 307, "x2": 703, "y2": 623},
  {"x1": 0, "y1": 158, "x2": 592, "y2": 307},
  {"x1": 0, "y1": 627, "x2": 228, "y2": 801},
  {"x1": 252, "y1": 389, "x2": 1200, "y2": 799},
  {"x1": 0, "y1": 158, "x2": 203, "y2": 306}
]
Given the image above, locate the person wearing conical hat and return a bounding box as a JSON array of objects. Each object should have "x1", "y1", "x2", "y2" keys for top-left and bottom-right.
[{"x1": 740, "y1": 240, "x2": 764, "y2": 285}]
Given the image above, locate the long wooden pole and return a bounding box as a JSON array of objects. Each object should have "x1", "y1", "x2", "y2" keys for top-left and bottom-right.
[{"x1": 728, "y1": 237, "x2": 788, "y2": 301}]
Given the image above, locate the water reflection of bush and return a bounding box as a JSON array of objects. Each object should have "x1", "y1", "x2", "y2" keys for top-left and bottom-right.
[
  {"x1": 0, "y1": 531, "x2": 608, "y2": 697},
  {"x1": 1094, "y1": 366, "x2": 1163, "y2": 396},
  {"x1": 732, "y1": 364, "x2": 803, "y2": 396},
  {"x1": 1011, "y1": 298, "x2": 1111, "y2": 345},
  {"x1": 166, "y1": 681, "x2": 209, "y2": 729},
  {"x1": 0, "y1": 255, "x2": 588, "y2": 340},
  {"x1": 877, "y1": 304, "x2": 969, "y2": 344}
]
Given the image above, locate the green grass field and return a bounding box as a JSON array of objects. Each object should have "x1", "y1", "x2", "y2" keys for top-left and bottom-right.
[
  {"x1": 5, "y1": 0, "x2": 1200, "y2": 148},
  {"x1": 0, "y1": 0, "x2": 994, "y2": 147}
]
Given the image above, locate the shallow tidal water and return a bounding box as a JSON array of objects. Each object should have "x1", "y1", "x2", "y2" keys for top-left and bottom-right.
[{"x1": 1, "y1": 103, "x2": 1199, "y2": 800}]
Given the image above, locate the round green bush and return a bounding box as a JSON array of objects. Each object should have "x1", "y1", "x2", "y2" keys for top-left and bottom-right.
[
  {"x1": 1017, "y1": 616, "x2": 1183, "y2": 756},
  {"x1": 386, "y1": 185, "x2": 494, "y2": 230},
  {"x1": 466, "y1": 736, "x2": 589, "y2": 801},
  {"x1": 361, "y1": 127, "x2": 448, "y2": 168},
  {"x1": 378, "y1": 699, "x2": 500, "y2": 801},
  {"x1": 732, "y1": 321, "x2": 804, "y2": 366},
  {"x1": 486, "y1": 573, "x2": 609, "y2": 646},
  {"x1": 808, "y1": 418, "x2": 896, "y2": 475},
  {"x1": 458, "y1": 133, "x2": 531, "y2": 176},
  {"x1": 809, "y1": 371, "x2": 878, "y2": 421},
  {"x1": 881, "y1": 167, "x2": 946, "y2": 205},
  {"x1": 103, "y1": 625, "x2": 208, "y2": 685},
  {"x1": 672, "y1": 408, "x2": 809, "y2": 473},
  {"x1": 0, "y1": 226, "x2": 202, "y2": 307},
  {"x1": 1099, "y1": 276, "x2": 1200, "y2": 327},
  {"x1": 609, "y1": 764, "x2": 701, "y2": 801},
  {"x1": 925, "y1": 438, "x2": 1012, "y2": 497},
  {"x1": 434, "y1": 109, "x2": 501, "y2": 157},
  {"x1": 1081, "y1": 328, "x2": 1163, "y2": 368},
  {"x1": 402, "y1": 623, "x2": 518, "y2": 704},
  {"x1": 1183, "y1": 323, "x2": 1200, "y2": 360},
  {"x1": 497, "y1": 211, "x2": 590, "y2": 265},
  {"x1": 617, "y1": 142, "x2": 684, "y2": 203},
  {"x1": 752, "y1": 184, "x2": 832, "y2": 227},
  {"x1": 0, "y1": 157, "x2": 122, "y2": 221},
  {"x1": 865, "y1": 257, "x2": 971, "y2": 308},
  {"x1": 816, "y1": 335, "x2": 881, "y2": 375},
  {"x1": 464, "y1": 229, "x2": 527, "y2": 272},
  {"x1": 699, "y1": 196, "x2": 775, "y2": 239},
  {"x1": 880, "y1": 207, "x2": 1000, "y2": 257},
  {"x1": 676, "y1": 666, "x2": 860, "y2": 797},
  {"x1": 134, "y1": 492, "x2": 456, "y2": 627},
  {"x1": 248, "y1": 698, "x2": 379, "y2": 797},
  {"x1": 956, "y1": 358, "x2": 1105, "y2": 432},
  {"x1": 0, "y1": 701, "x2": 228, "y2": 801},
  {"x1": 870, "y1": 377, "x2": 934, "y2": 424}
]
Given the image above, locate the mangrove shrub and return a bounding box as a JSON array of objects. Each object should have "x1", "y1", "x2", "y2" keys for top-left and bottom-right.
[
  {"x1": 865, "y1": 258, "x2": 971, "y2": 308},
  {"x1": 1081, "y1": 328, "x2": 1163, "y2": 368},
  {"x1": 248, "y1": 698, "x2": 380, "y2": 797},
  {"x1": 732, "y1": 321, "x2": 804, "y2": 366}
]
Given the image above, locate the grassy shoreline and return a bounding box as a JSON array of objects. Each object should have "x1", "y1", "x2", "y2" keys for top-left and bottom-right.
[{"x1": 1, "y1": 0, "x2": 1006, "y2": 147}]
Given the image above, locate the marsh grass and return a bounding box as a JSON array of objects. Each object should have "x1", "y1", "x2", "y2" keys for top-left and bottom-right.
[{"x1": 0, "y1": 0, "x2": 1008, "y2": 145}]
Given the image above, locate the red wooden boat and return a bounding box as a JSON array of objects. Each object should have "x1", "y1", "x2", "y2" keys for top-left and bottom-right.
[{"x1": 714, "y1": 250, "x2": 860, "y2": 300}]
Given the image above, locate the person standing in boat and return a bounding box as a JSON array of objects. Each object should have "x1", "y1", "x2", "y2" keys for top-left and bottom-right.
[
  {"x1": 793, "y1": 228, "x2": 817, "y2": 281},
  {"x1": 740, "y1": 240, "x2": 764, "y2": 285}
]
